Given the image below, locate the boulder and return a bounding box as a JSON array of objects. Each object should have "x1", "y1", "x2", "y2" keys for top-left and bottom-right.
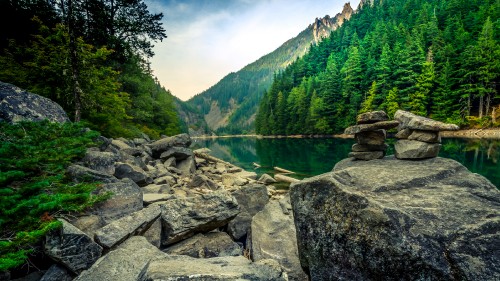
[
  {"x1": 67, "y1": 164, "x2": 117, "y2": 183},
  {"x1": 82, "y1": 150, "x2": 118, "y2": 175},
  {"x1": 395, "y1": 110, "x2": 460, "y2": 131},
  {"x1": 348, "y1": 151, "x2": 384, "y2": 160},
  {"x1": 144, "y1": 255, "x2": 288, "y2": 280},
  {"x1": 94, "y1": 204, "x2": 161, "y2": 249},
  {"x1": 290, "y1": 156, "x2": 500, "y2": 281},
  {"x1": 159, "y1": 191, "x2": 240, "y2": 246},
  {"x1": 114, "y1": 162, "x2": 152, "y2": 186},
  {"x1": 394, "y1": 139, "x2": 441, "y2": 159},
  {"x1": 70, "y1": 215, "x2": 105, "y2": 239},
  {"x1": 44, "y1": 219, "x2": 102, "y2": 274},
  {"x1": 407, "y1": 129, "x2": 441, "y2": 143},
  {"x1": 143, "y1": 193, "x2": 175, "y2": 205},
  {"x1": 110, "y1": 139, "x2": 131, "y2": 150},
  {"x1": 188, "y1": 174, "x2": 218, "y2": 190},
  {"x1": 149, "y1": 134, "x2": 192, "y2": 158},
  {"x1": 0, "y1": 81, "x2": 69, "y2": 123},
  {"x1": 228, "y1": 184, "x2": 270, "y2": 240},
  {"x1": 176, "y1": 156, "x2": 196, "y2": 175},
  {"x1": 163, "y1": 157, "x2": 176, "y2": 168},
  {"x1": 159, "y1": 146, "x2": 193, "y2": 160},
  {"x1": 74, "y1": 236, "x2": 163, "y2": 281},
  {"x1": 258, "y1": 174, "x2": 277, "y2": 184},
  {"x1": 344, "y1": 120, "x2": 399, "y2": 135},
  {"x1": 163, "y1": 232, "x2": 242, "y2": 258},
  {"x1": 356, "y1": 111, "x2": 389, "y2": 124},
  {"x1": 40, "y1": 264, "x2": 73, "y2": 281},
  {"x1": 355, "y1": 129, "x2": 386, "y2": 145},
  {"x1": 251, "y1": 195, "x2": 308, "y2": 281},
  {"x1": 89, "y1": 178, "x2": 143, "y2": 224}
]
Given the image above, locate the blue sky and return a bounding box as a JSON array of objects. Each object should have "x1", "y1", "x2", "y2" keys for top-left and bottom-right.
[{"x1": 145, "y1": 0, "x2": 361, "y2": 100}]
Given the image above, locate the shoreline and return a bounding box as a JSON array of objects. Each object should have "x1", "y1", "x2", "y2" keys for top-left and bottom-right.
[{"x1": 191, "y1": 129, "x2": 500, "y2": 140}]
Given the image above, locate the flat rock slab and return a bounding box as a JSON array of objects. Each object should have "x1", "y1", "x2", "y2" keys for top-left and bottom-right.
[
  {"x1": 90, "y1": 178, "x2": 143, "y2": 224},
  {"x1": 114, "y1": 162, "x2": 152, "y2": 186},
  {"x1": 290, "y1": 156, "x2": 500, "y2": 280},
  {"x1": 95, "y1": 205, "x2": 161, "y2": 249},
  {"x1": 352, "y1": 143, "x2": 388, "y2": 152},
  {"x1": 159, "y1": 146, "x2": 193, "y2": 160},
  {"x1": 348, "y1": 151, "x2": 385, "y2": 160},
  {"x1": 395, "y1": 110, "x2": 459, "y2": 131},
  {"x1": 395, "y1": 139, "x2": 441, "y2": 159},
  {"x1": 75, "y1": 236, "x2": 163, "y2": 281},
  {"x1": 356, "y1": 111, "x2": 389, "y2": 124},
  {"x1": 143, "y1": 193, "x2": 175, "y2": 205},
  {"x1": 163, "y1": 232, "x2": 242, "y2": 258},
  {"x1": 67, "y1": 164, "x2": 117, "y2": 184},
  {"x1": 145, "y1": 255, "x2": 288, "y2": 280},
  {"x1": 44, "y1": 219, "x2": 102, "y2": 274},
  {"x1": 344, "y1": 120, "x2": 399, "y2": 135},
  {"x1": 355, "y1": 130, "x2": 386, "y2": 145},
  {"x1": 159, "y1": 191, "x2": 240, "y2": 246},
  {"x1": 408, "y1": 129, "x2": 441, "y2": 143},
  {"x1": 251, "y1": 195, "x2": 308, "y2": 281}
]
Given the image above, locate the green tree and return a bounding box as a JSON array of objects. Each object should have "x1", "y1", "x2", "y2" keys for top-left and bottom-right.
[
  {"x1": 409, "y1": 49, "x2": 436, "y2": 116},
  {"x1": 360, "y1": 81, "x2": 378, "y2": 114},
  {"x1": 385, "y1": 87, "x2": 400, "y2": 118}
]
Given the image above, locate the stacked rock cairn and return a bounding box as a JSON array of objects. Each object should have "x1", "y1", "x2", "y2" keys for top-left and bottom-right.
[
  {"x1": 393, "y1": 110, "x2": 459, "y2": 159},
  {"x1": 344, "y1": 111, "x2": 399, "y2": 160}
]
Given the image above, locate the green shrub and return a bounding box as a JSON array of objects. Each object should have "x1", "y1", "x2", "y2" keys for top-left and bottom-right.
[{"x1": 0, "y1": 121, "x2": 107, "y2": 271}]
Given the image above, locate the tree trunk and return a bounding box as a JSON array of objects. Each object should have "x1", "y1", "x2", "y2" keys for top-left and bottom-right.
[
  {"x1": 68, "y1": 0, "x2": 83, "y2": 122},
  {"x1": 485, "y1": 93, "x2": 491, "y2": 117},
  {"x1": 492, "y1": 106, "x2": 496, "y2": 124},
  {"x1": 479, "y1": 95, "x2": 483, "y2": 119}
]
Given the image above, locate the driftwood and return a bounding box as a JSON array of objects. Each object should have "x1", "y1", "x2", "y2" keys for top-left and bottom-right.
[
  {"x1": 274, "y1": 166, "x2": 295, "y2": 174},
  {"x1": 253, "y1": 162, "x2": 261, "y2": 168},
  {"x1": 274, "y1": 174, "x2": 299, "y2": 183},
  {"x1": 193, "y1": 151, "x2": 234, "y2": 167}
]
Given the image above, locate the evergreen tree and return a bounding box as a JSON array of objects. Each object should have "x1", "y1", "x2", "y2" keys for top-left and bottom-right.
[
  {"x1": 360, "y1": 81, "x2": 378, "y2": 114},
  {"x1": 409, "y1": 49, "x2": 436, "y2": 116}
]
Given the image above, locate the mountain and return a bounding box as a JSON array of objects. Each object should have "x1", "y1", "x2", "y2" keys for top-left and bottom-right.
[
  {"x1": 255, "y1": 0, "x2": 500, "y2": 135},
  {"x1": 185, "y1": 3, "x2": 354, "y2": 135}
]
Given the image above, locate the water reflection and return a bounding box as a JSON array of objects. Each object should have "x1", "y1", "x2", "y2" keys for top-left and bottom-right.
[{"x1": 191, "y1": 137, "x2": 500, "y2": 188}]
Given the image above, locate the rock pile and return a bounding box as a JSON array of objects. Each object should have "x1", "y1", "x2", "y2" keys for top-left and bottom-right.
[
  {"x1": 5, "y1": 132, "x2": 292, "y2": 280},
  {"x1": 394, "y1": 110, "x2": 459, "y2": 159},
  {"x1": 344, "y1": 111, "x2": 399, "y2": 160}
]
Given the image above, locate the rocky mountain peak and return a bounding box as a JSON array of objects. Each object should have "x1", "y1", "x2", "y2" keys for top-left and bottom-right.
[{"x1": 312, "y1": 2, "x2": 353, "y2": 43}]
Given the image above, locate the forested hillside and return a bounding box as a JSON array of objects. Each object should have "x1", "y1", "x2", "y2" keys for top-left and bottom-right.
[
  {"x1": 0, "y1": 0, "x2": 181, "y2": 138},
  {"x1": 256, "y1": 0, "x2": 500, "y2": 135},
  {"x1": 188, "y1": 4, "x2": 354, "y2": 135}
]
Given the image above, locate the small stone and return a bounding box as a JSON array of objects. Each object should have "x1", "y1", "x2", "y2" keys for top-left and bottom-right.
[
  {"x1": 408, "y1": 130, "x2": 441, "y2": 143},
  {"x1": 355, "y1": 130, "x2": 386, "y2": 146},
  {"x1": 352, "y1": 143, "x2": 388, "y2": 152},
  {"x1": 356, "y1": 111, "x2": 389, "y2": 124},
  {"x1": 348, "y1": 151, "x2": 385, "y2": 160},
  {"x1": 394, "y1": 140, "x2": 441, "y2": 159},
  {"x1": 258, "y1": 174, "x2": 277, "y2": 184},
  {"x1": 344, "y1": 120, "x2": 399, "y2": 135},
  {"x1": 395, "y1": 128, "x2": 412, "y2": 139}
]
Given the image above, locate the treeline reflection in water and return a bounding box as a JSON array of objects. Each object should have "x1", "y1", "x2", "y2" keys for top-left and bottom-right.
[{"x1": 191, "y1": 137, "x2": 499, "y2": 189}]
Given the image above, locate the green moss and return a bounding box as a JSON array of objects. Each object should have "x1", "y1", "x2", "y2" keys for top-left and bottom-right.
[{"x1": 0, "y1": 121, "x2": 108, "y2": 271}]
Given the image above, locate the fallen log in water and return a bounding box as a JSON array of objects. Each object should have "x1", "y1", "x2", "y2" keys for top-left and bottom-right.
[
  {"x1": 274, "y1": 174, "x2": 299, "y2": 183},
  {"x1": 274, "y1": 166, "x2": 294, "y2": 174},
  {"x1": 193, "y1": 151, "x2": 234, "y2": 167}
]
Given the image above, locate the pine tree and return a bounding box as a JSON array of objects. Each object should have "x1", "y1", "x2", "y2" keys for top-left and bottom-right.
[
  {"x1": 341, "y1": 45, "x2": 363, "y2": 125},
  {"x1": 360, "y1": 81, "x2": 378, "y2": 114},
  {"x1": 385, "y1": 87, "x2": 400, "y2": 118},
  {"x1": 409, "y1": 49, "x2": 435, "y2": 116}
]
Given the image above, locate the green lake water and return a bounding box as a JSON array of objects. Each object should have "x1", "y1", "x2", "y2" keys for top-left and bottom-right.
[{"x1": 191, "y1": 137, "x2": 500, "y2": 189}]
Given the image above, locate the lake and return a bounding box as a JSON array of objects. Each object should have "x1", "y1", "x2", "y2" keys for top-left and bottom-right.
[{"x1": 191, "y1": 137, "x2": 500, "y2": 189}]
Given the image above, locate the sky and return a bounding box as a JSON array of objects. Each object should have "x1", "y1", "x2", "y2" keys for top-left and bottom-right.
[{"x1": 145, "y1": 0, "x2": 361, "y2": 101}]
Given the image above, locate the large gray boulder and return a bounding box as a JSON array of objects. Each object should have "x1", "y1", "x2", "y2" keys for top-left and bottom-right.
[
  {"x1": 44, "y1": 219, "x2": 102, "y2": 274},
  {"x1": 228, "y1": 184, "x2": 270, "y2": 240},
  {"x1": 290, "y1": 156, "x2": 500, "y2": 281},
  {"x1": 75, "y1": 236, "x2": 163, "y2": 281},
  {"x1": 159, "y1": 191, "x2": 240, "y2": 246},
  {"x1": 0, "y1": 81, "x2": 69, "y2": 123},
  {"x1": 144, "y1": 255, "x2": 288, "y2": 280},
  {"x1": 251, "y1": 195, "x2": 308, "y2": 281},
  {"x1": 394, "y1": 139, "x2": 441, "y2": 159},
  {"x1": 163, "y1": 232, "x2": 242, "y2": 258},
  {"x1": 67, "y1": 164, "x2": 117, "y2": 183},
  {"x1": 149, "y1": 134, "x2": 192, "y2": 158},
  {"x1": 89, "y1": 178, "x2": 143, "y2": 224},
  {"x1": 40, "y1": 264, "x2": 73, "y2": 281},
  {"x1": 94, "y1": 205, "x2": 161, "y2": 249}
]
